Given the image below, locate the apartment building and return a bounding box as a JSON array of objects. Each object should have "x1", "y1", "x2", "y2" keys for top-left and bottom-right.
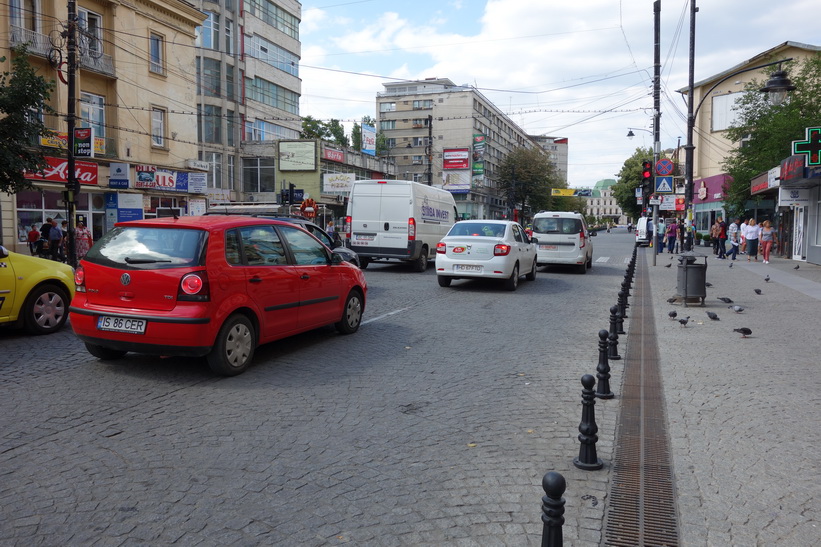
[
  {"x1": 2, "y1": 0, "x2": 206, "y2": 253},
  {"x1": 192, "y1": 0, "x2": 303, "y2": 203},
  {"x1": 377, "y1": 78, "x2": 541, "y2": 220},
  {"x1": 531, "y1": 135, "x2": 568, "y2": 184}
]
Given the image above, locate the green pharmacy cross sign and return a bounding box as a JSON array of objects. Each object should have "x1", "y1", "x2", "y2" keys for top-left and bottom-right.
[{"x1": 793, "y1": 127, "x2": 821, "y2": 166}]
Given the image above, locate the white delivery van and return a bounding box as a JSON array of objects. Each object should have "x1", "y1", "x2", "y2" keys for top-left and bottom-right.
[
  {"x1": 635, "y1": 216, "x2": 652, "y2": 246},
  {"x1": 345, "y1": 180, "x2": 457, "y2": 271}
]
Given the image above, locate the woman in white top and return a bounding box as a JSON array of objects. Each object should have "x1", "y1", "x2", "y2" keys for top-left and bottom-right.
[{"x1": 745, "y1": 218, "x2": 761, "y2": 262}]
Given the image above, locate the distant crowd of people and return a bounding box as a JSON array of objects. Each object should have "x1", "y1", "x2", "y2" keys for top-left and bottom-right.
[{"x1": 709, "y1": 217, "x2": 778, "y2": 263}]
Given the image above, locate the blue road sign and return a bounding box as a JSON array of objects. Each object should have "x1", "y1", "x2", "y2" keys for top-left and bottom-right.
[
  {"x1": 655, "y1": 158, "x2": 674, "y2": 176},
  {"x1": 655, "y1": 176, "x2": 673, "y2": 193}
]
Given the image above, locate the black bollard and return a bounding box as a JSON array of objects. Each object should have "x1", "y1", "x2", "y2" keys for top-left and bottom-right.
[
  {"x1": 608, "y1": 306, "x2": 622, "y2": 360},
  {"x1": 541, "y1": 471, "x2": 566, "y2": 547},
  {"x1": 595, "y1": 329, "x2": 614, "y2": 399},
  {"x1": 574, "y1": 374, "x2": 603, "y2": 470},
  {"x1": 618, "y1": 290, "x2": 628, "y2": 319},
  {"x1": 616, "y1": 301, "x2": 626, "y2": 335}
]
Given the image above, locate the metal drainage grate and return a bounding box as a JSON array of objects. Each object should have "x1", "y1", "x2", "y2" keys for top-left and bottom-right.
[{"x1": 605, "y1": 250, "x2": 679, "y2": 547}]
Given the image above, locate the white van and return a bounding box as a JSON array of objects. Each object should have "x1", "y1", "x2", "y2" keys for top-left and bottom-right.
[
  {"x1": 635, "y1": 217, "x2": 652, "y2": 246},
  {"x1": 531, "y1": 211, "x2": 595, "y2": 274},
  {"x1": 345, "y1": 180, "x2": 457, "y2": 271}
]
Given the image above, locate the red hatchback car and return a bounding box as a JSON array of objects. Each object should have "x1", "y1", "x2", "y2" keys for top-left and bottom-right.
[{"x1": 69, "y1": 216, "x2": 367, "y2": 376}]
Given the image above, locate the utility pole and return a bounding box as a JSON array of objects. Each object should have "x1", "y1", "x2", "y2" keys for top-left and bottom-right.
[
  {"x1": 65, "y1": 0, "x2": 79, "y2": 267},
  {"x1": 652, "y1": 0, "x2": 661, "y2": 265},
  {"x1": 426, "y1": 114, "x2": 433, "y2": 185}
]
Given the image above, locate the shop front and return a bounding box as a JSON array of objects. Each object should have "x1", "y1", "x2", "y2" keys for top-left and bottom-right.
[{"x1": 777, "y1": 154, "x2": 821, "y2": 265}]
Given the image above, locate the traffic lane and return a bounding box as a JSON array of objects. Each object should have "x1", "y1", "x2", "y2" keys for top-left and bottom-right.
[{"x1": 0, "y1": 256, "x2": 625, "y2": 544}]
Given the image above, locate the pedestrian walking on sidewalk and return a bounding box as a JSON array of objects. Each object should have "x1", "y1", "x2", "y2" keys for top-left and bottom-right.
[
  {"x1": 746, "y1": 218, "x2": 761, "y2": 262},
  {"x1": 710, "y1": 219, "x2": 721, "y2": 255},
  {"x1": 760, "y1": 220, "x2": 778, "y2": 264},
  {"x1": 740, "y1": 219, "x2": 749, "y2": 254},
  {"x1": 726, "y1": 218, "x2": 741, "y2": 260},
  {"x1": 665, "y1": 221, "x2": 678, "y2": 254}
]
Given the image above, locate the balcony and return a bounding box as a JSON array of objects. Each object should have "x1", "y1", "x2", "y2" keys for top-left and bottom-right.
[
  {"x1": 79, "y1": 50, "x2": 115, "y2": 77},
  {"x1": 9, "y1": 26, "x2": 51, "y2": 57}
]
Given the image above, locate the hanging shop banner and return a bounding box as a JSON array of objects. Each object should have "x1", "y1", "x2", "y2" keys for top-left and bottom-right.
[
  {"x1": 74, "y1": 128, "x2": 94, "y2": 158},
  {"x1": 135, "y1": 165, "x2": 157, "y2": 188},
  {"x1": 25, "y1": 156, "x2": 99, "y2": 185},
  {"x1": 40, "y1": 131, "x2": 106, "y2": 155},
  {"x1": 323, "y1": 172, "x2": 356, "y2": 193},
  {"x1": 472, "y1": 134, "x2": 486, "y2": 175},
  {"x1": 109, "y1": 162, "x2": 130, "y2": 189}
]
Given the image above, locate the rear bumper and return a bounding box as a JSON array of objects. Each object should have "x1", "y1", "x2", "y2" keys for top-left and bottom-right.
[
  {"x1": 350, "y1": 240, "x2": 424, "y2": 261},
  {"x1": 74, "y1": 333, "x2": 212, "y2": 357}
]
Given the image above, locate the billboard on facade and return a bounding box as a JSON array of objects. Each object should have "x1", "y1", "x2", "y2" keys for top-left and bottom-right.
[
  {"x1": 442, "y1": 171, "x2": 470, "y2": 193},
  {"x1": 279, "y1": 141, "x2": 317, "y2": 171},
  {"x1": 443, "y1": 148, "x2": 470, "y2": 170},
  {"x1": 361, "y1": 124, "x2": 376, "y2": 156},
  {"x1": 472, "y1": 134, "x2": 486, "y2": 175}
]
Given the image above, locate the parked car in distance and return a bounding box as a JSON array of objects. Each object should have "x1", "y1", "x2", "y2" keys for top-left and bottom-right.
[
  {"x1": 531, "y1": 211, "x2": 596, "y2": 274},
  {"x1": 69, "y1": 216, "x2": 367, "y2": 376},
  {"x1": 0, "y1": 245, "x2": 75, "y2": 334},
  {"x1": 435, "y1": 220, "x2": 538, "y2": 291},
  {"x1": 635, "y1": 217, "x2": 652, "y2": 247}
]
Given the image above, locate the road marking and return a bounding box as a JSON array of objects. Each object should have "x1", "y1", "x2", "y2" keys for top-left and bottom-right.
[
  {"x1": 596, "y1": 257, "x2": 610, "y2": 262},
  {"x1": 362, "y1": 307, "x2": 410, "y2": 325}
]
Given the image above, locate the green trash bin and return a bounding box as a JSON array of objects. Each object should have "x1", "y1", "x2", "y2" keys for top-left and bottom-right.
[{"x1": 676, "y1": 251, "x2": 707, "y2": 307}]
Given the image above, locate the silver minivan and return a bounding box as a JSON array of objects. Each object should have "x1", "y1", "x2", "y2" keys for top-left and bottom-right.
[{"x1": 531, "y1": 211, "x2": 595, "y2": 274}]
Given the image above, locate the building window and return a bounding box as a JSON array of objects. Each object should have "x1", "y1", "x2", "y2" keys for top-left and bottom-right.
[
  {"x1": 202, "y1": 58, "x2": 221, "y2": 97},
  {"x1": 151, "y1": 107, "x2": 166, "y2": 147},
  {"x1": 246, "y1": 77, "x2": 299, "y2": 114},
  {"x1": 227, "y1": 110, "x2": 235, "y2": 147},
  {"x1": 412, "y1": 137, "x2": 429, "y2": 147},
  {"x1": 380, "y1": 102, "x2": 396, "y2": 112},
  {"x1": 380, "y1": 120, "x2": 396, "y2": 131},
  {"x1": 199, "y1": 105, "x2": 222, "y2": 144},
  {"x1": 242, "y1": 157, "x2": 276, "y2": 193},
  {"x1": 224, "y1": 19, "x2": 233, "y2": 55},
  {"x1": 227, "y1": 154, "x2": 235, "y2": 190},
  {"x1": 711, "y1": 92, "x2": 743, "y2": 132},
  {"x1": 225, "y1": 64, "x2": 235, "y2": 101},
  {"x1": 412, "y1": 118, "x2": 429, "y2": 127},
  {"x1": 149, "y1": 33, "x2": 165, "y2": 75},
  {"x1": 245, "y1": 35, "x2": 299, "y2": 77},
  {"x1": 247, "y1": 0, "x2": 299, "y2": 40},
  {"x1": 78, "y1": 8, "x2": 103, "y2": 55},
  {"x1": 197, "y1": 12, "x2": 219, "y2": 50},
  {"x1": 201, "y1": 151, "x2": 222, "y2": 188},
  {"x1": 10, "y1": 0, "x2": 38, "y2": 31},
  {"x1": 80, "y1": 92, "x2": 105, "y2": 139},
  {"x1": 413, "y1": 99, "x2": 433, "y2": 110},
  {"x1": 385, "y1": 138, "x2": 396, "y2": 149}
]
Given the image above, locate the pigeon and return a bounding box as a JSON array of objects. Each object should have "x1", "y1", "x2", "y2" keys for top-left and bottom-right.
[
  {"x1": 706, "y1": 311, "x2": 720, "y2": 321},
  {"x1": 717, "y1": 297, "x2": 733, "y2": 304},
  {"x1": 729, "y1": 263, "x2": 733, "y2": 268},
  {"x1": 733, "y1": 327, "x2": 753, "y2": 338},
  {"x1": 729, "y1": 305, "x2": 745, "y2": 313},
  {"x1": 764, "y1": 275, "x2": 770, "y2": 283},
  {"x1": 667, "y1": 297, "x2": 677, "y2": 304},
  {"x1": 664, "y1": 263, "x2": 672, "y2": 268},
  {"x1": 705, "y1": 282, "x2": 713, "y2": 287},
  {"x1": 678, "y1": 316, "x2": 691, "y2": 327},
  {"x1": 668, "y1": 310, "x2": 678, "y2": 320},
  {"x1": 794, "y1": 264, "x2": 800, "y2": 270},
  {"x1": 754, "y1": 289, "x2": 762, "y2": 295}
]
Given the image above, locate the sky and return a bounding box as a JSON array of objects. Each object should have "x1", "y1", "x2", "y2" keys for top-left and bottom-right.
[{"x1": 297, "y1": 0, "x2": 819, "y2": 187}]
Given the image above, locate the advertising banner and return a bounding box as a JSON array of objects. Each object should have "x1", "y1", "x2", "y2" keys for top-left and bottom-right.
[
  {"x1": 443, "y1": 148, "x2": 470, "y2": 170},
  {"x1": 442, "y1": 171, "x2": 470, "y2": 193},
  {"x1": 109, "y1": 162, "x2": 130, "y2": 189},
  {"x1": 187, "y1": 172, "x2": 207, "y2": 193},
  {"x1": 472, "y1": 134, "x2": 486, "y2": 175},
  {"x1": 323, "y1": 147, "x2": 345, "y2": 163},
  {"x1": 74, "y1": 128, "x2": 94, "y2": 158},
  {"x1": 361, "y1": 124, "x2": 376, "y2": 156},
  {"x1": 279, "y1": 141, "x2": 317, "y2": 171}
]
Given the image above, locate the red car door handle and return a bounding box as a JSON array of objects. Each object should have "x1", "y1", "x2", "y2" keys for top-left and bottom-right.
[
  {"x1": 249, "y1": 277, "x2": 262, "y2": 283},
  {"x1": 300, "y1": 274, "x2": 310, "y2": 280}
]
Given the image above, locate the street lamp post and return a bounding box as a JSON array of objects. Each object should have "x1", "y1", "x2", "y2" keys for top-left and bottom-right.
[{"x1": 682, "y1": 1, "x2": 795, "y2": 250}]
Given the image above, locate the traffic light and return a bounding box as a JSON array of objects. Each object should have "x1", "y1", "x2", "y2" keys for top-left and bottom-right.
[{"x1": 641, "y1": 159, "x2": 653, "y2": 188}]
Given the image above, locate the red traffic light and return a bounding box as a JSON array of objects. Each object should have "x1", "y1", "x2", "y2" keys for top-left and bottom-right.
[{"x1": 641, "y1": 160, "x2": 653, "y2": 181}]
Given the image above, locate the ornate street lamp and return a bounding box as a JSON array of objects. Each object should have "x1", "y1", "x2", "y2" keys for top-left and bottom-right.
[{"x1": 681, "y1": 4, "x2": 795, "y2": 250}]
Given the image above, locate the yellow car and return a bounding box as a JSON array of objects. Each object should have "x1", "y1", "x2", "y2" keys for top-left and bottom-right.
[{"x1": 0, "y1": 245, "x2": 75, "y2": 334}]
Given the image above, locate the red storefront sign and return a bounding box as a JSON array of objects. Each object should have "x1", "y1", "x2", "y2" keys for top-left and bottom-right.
[
  {"x1": 322, "y1": 148, "x2": 345, "y2": 163},
  {"x1": 26, "y1": 156, "x2": 99, "y2": 185}
]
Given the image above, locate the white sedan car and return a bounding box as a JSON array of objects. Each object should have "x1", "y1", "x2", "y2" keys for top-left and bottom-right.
[{"x1": 435, "y1": 220, "x2": 538, "y2": 291}]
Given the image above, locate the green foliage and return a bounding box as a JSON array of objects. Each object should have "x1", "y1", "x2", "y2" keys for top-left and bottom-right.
[
  {"x1": 0, "y1": 46, "x2": 55, "y2": 194},
  {"x1": 612, "y1": 147, "x2": 654, "y2": 221},
  {"x1": 497, "y1": 147, "x2": 564, "y2": 216},
  {"x1": 722, "y1": 53, "x2": 821, "y2": 213},
  {"x1": 326, "y1": 119, "x2": 349, "y2": 148},
  {"x1": 300, "y1": 115, "x2": 330, "y2": 140}
]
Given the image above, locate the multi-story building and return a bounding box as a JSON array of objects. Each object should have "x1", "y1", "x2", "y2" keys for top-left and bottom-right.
[
  {"x1": 376, "y1": 78, "x2": 541, "y2": 220},
  {"x1": 531, "y1": 135, "x2": 568, "y2": 184},
  {"x1": 2, "y1": 0, "x2": 207, "y2": 253},
  {"x1": 192, "y1": 0, "x2": 303, "y2": 203},
  {"x1": 584, "y1": 179, "x2": 627, "y2": 225}
]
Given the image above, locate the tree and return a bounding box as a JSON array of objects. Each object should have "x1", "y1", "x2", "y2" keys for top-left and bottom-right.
[
  {"x1": 351, "y1": 123, "x2": 361, "y2": 151},
  {"x1": 611, "y1": 147, "x2": 654, "y2": 221},
  {"x1": 722, "y1": 53, "x2": 821, "y2": 217},
  {"x1": 497, "y1": 147, "x2": 563, "y2": 219},
  {"x1": 300, "y1": 115, "x2": 330, "y2": 140},
  {"x1": 326, "y1": 119, "x2": 349, "y2": 148},
  {"x1": 0, "y1": 46, "x2": 55, "y2": 194}
]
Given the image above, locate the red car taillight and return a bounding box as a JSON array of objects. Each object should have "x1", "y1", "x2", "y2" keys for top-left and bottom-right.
[
  {"x1": 74, "y1": 266, "x2": 86, "y2": 292},
  {"x1": 436, "y1": 242, "x2": 447, "y2": 254},
  {"x1": 178, "y1": 271, "x2": 210, "y2": 302},
  {"x1": 579, "y1": 231, "x2": 587, "y2": 248},
  {"x1": 494, "y1": 244, "x2": 511, "y2": 256},
  {"x1": 408, "y1": 217, "x2": 416, "y2": 240}
]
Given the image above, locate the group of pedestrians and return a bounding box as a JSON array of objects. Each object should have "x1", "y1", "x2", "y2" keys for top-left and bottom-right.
[
  {"x1": 710, "y1": 217, "x2": 778, "y2": 263},
  {"x1": 28, "y1": 218, "x2": 93, "y2": 262}
]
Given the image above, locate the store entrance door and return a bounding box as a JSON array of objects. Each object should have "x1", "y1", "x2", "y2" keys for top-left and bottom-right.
[{"x1": 792, "y1": 206, "x2": 807, "y2": 261}]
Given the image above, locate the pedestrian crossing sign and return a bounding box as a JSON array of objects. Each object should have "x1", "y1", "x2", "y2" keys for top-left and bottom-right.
[{"x1": 655, "y1": 176, "x2": 673, "y2": 193}]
